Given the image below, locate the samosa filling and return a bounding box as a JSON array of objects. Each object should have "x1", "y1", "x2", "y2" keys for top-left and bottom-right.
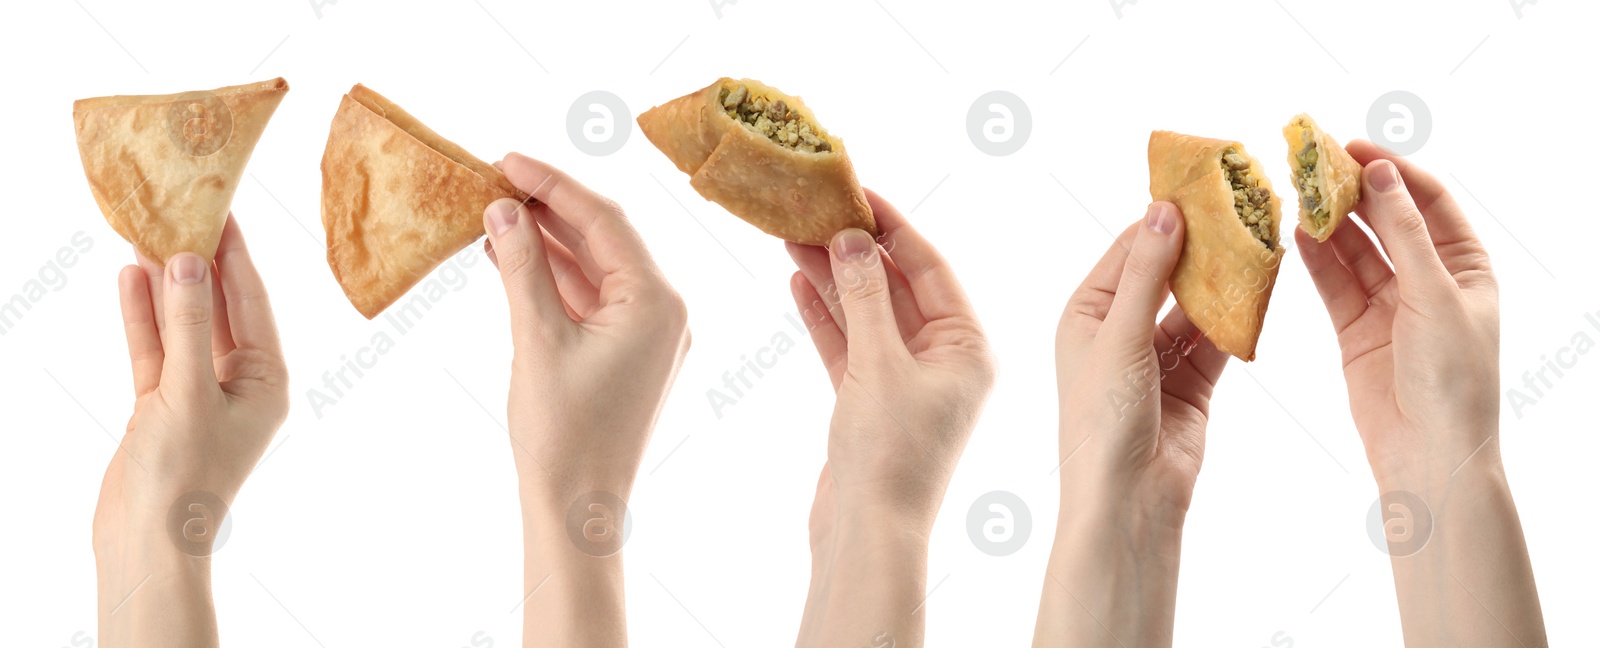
[
  {"x1": 1291, "y1": 127, "x2": 1329, "y2": 229},
  {"x1": 1222, "y1": 148, "x2": 1275, "y2": 247},
  {"x1": 720, "y1": 83, "x2": 833, "y2": 153}
]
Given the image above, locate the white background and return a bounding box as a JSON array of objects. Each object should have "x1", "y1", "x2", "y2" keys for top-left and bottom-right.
[{"x1": 1, "y1": 1, "x2": 1595, "y2": 646}]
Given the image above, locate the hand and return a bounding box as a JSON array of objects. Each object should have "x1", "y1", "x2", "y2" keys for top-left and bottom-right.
[
  {"x1": 483, "y1": 153, "x2": 690, "y2": 647},
  {"x1": 787, "y1": 190, "x2": 995, "y2": 647},
  {"x1": 1297, "y1": 142, "x2": 1500, "y2": 484},
  {"x1": 1299, "y1": 143, "x2": 1546, "y2": 646},
  {"x1": 1034, "y1": 203, "x2": 1225, "y2": 648},
  {"x1": 1054, "y1": 202, "x2": 1225, "y2": 514},
  {"x1": 95, "y1": 215, "x2": 289, "y2": 648}
]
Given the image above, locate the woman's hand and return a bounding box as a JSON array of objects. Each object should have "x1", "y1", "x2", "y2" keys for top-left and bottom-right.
[
  {"x1": 787, "y1": 190, "x2": 996, "y2": 647},
  {"x1": 1298, "y1": 143, "x2": 1546, "y2": 646},
  {"x1": 1034, "y1": 203, "x2": 1226, "y2": 648},
  {"x1": 1298, "y1": 141, "x2": 1500, "y2": 484},
  {"x1": 95, "y1": 215, "x2": 290, "y2": 648},
  {"x1": 483, "y1": 153, "x2": 690, "y2": 647},
  {"x1": 1054, "y1": 202, "x2": 1224, "y2": 515}
]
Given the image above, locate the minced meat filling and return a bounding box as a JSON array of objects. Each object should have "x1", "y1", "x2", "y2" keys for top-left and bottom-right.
[
  {"x1": 1222, "y1": 148, "x2": 1275, "y2": 247},
  {"x1": 721, "y1": 83, "x2": 833, "y2": 153},
  {"x1": 1291, "y1": 127, "x2": 1328, "y2": 228}
]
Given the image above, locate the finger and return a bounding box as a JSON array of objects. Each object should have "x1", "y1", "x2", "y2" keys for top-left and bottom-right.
[
  {"x1": 788, "y1": 240, "x2": 924, "y2": 342},
  {"x1": 786, "y1": 241, "x2": 846, "y2": 335},
  {"x1": 1354, "y1": 160, "x2": 1457, "y2": 302},
  {"x1": 488, "y1": 237, "x2": 575, "y2": 321},
  {"x1": 160, "y1": 253, "x2": 219, "y2": 396},
  {"x1": 118, "y1": 266, "x2": 163, "y2": 397},
  {"x1": 525, "y1": 204, "x2": 604, "y2": 290},
  {"x1": 543, "y1": 232, "x2": 600, "y2": 318},
  {"x1": 485, "y1": 197, "x2": 569, "y2": 341},
  {"x1": 491, "y1": 233, "x2": 601, "y2": 320},
  {"x1": 790, "y1": 272, "x2": 847, "y2": 389},
  {"x1": 865, "y1": 189, "x2": 974, "y2": 323},
  {"x1": 878, "y1": 252, "x2": 927, "y2": 343},
  {"x1": 501, "y1": 153, "x2": 656, "y2": 289},
  {"x1": 214, "y1": 215, "x2": 282, "y2": 355},
  {"x1": 828, "y1": 228, "x2": 909, "y2": 364},
  {"x1": 1326, "y1": 218, "x2": 1394, "y2": 298},
  {"x1": 1154, "y1": 305, "x2": 1228, "y2": 390},
  {"x1": 135, "y1": 250, "x2": 165, "y2": 333},
  {"x1": 1296, "y1": 227, "x2": 1369, "y2": 333},
  {"x1": 1063, "y1": 222, "x2": 1140, "y2": 325},
  {"x1": 1101, "y1": 203, "x2": 1185, "y2": 346},
  {"x1": 1346, "y1": 140, "x2": 1491, "y2": 282},
  {"x1": 209, "y1": 260, "x2": 235, "y2": 358}
]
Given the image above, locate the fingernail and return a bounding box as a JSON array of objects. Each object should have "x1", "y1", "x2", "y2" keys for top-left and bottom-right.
[
  {"x1": 1146, "y1": 202, "x2": 1177, "y2": 235},
  {"x1": 1369, "y1": 160, "x2": 1401, "y2": 193},
  {"x1": 833, "y1": 228, "x2": 875, "y2": 263},
  {"x1": 486, "y1": 199, "x2": 519, "y2": 235},
  {"x1": 170, "y1": 254, "x2": 204, "y2": 285}
]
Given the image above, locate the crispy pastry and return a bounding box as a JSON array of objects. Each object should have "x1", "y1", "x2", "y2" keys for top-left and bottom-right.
[
  {"x1": 1148, "y1": 131, "x2": 1285, "y2": 361},
  {"x1": 637, "y1": 78, "x2": 875, "y2": 245},
  {"x1": 1282, "y1": 113, "x2": 1362, "y2": 242},
  {"x1": 320, "y1": 84, "x2": 527, "y2": 319},
  {"x1": 74, "y1": 78, "x2": 288, "y2": 263}
]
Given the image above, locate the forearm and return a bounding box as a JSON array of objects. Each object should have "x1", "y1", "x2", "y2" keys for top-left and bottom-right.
[
  {"x1": 518, "y1": 481, "x2": 630, "y2": 648},
  {"x1": 799, "y1": 505, "x2": 929, "y2": 648},
  {"x1": 96, "y1": 537, "x2": 218, "y2": 647},
  {"x1": 1033, "y1": 501, "x2": 1185, "y2": 648},
  {"x1": 1377, "y1": 457, "x2": 1547, "y2": 647}
]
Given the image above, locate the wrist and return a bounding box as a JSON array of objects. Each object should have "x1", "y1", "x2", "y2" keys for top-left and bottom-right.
[
  {"x1": 805, "y1": 501, "x2": 930, "y2": 645},
  {"x1": 1371, "y1": 457, "x2": 1511, "y2": 526},
  {"x1": 1039, "y1": 500, "x2": 1184, "y2": 648},
  {"x1": 517, "y1": 474, "x2": 635, "y2": 519},
  {"x1": 835, "y1": 499, "x2": 933, "y2": 551},
  {"x1": 1055, "y1": 496, "x2": 1185, "y2": 559},
  {"x1": 828, "y1": 475, "x2": 949, "y2": 536},
  {"x1": 1369, "y1": 424, "x2": 1504, "y2": 493},
  {"x1": 518, "y1": 481, "x2": 634, "y2": 564},
  {"x1": 95, "y1": 493, "x2": 228, "y2": 567},
  {"x1": 809, "y1": 497, "x2": 932, "y2": 594},
  {"x1": 1058, "y1": 458, "x2": 1192, "y2": 540}
]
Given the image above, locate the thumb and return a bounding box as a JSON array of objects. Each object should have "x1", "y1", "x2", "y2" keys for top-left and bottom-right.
[
  {"x1": 828, "y1": 228, "x2": 906, "y2": 364},
  {"x1": 1102, "y1": 202, "x2": 1184, "y2": 345},
  {"x1": 484, "y1": 197, "x2": 567, "y2": 344},
  {"x1": 160, "y1": 253, "x2": 219, "y2": 396},
  {"x1": 1358, "y1": 159, "x2": 1455, "y2": 301}
]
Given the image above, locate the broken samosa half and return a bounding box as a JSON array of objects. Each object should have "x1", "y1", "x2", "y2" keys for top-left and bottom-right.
[
  {"x1": 74, "y1": 77, "x2": 289, "y2": 264},
  {"x1": 1283, "y1": 114, "x2": 1361, "y2": 242},
  {"x1": 321, "y1": 84, "x2": 527, "y2": 319},
  {"x1": 1148, "y1": 131, "x2": 1286, "y2": 361},
  {"x1": 637, "y1": 78, "x2": 875, "y2": 246}
]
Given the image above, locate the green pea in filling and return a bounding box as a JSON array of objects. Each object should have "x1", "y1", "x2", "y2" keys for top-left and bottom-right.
[
  {"x1": 719, "y1": 83, "x2": 833, "y2": 153},
  {"x1": 1293, "y1": 128, "x2": 1329, "y2": 229},
  {"x1": 1221, "y1": 148, "x2": 1275, "y2": 248}
]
